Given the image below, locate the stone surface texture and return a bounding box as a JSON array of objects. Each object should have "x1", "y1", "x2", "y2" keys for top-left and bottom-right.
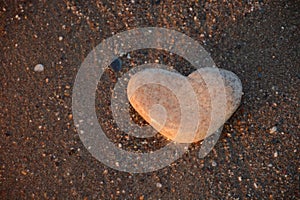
[{"x1": 127, "y1": 67, "x2": 243, "y2": 143}]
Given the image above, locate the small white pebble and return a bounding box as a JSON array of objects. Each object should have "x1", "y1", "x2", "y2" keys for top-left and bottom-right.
[
  {"x1": 274, "y1": 151, "x2": 278, "y2": 158},
  {"x1": 269, "y1": 126, "x2": 277, "y2": 134},
  {"x1": 238, "y1": 176, "x2": 242, "y2": 181},
  {"x1": 34, "y1": 64, "x2": 44, "y2": 72},
  {"x1": 211, "y1": 160, "x2": 217, "y2": 167},
  {"x1": 254, "y1": 183, "x2": 258, "y2": 188},
  {"x1": 59, "y1": 36, "x2": 63, "y2": 41},
  {"x1": 156, "y1": 182, "x2": 162, "y2": 188}
]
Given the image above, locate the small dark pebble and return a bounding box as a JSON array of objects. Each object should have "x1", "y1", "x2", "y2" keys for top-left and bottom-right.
[
  {"x1": 61, "y1": 53, "x2": 66, "y2": 61},
  {"x1": 271, "y1": 138, "x2": 281, "y2": 144},
  {"x1": 68, "y1": 148, "x2": 77, "y2": 155},
  {"x1": 110, "y1": 58, "x2": 122, "y2": 72},
  {"x1": 5, "y1": 131, "x2": 12, "y2": 136}
]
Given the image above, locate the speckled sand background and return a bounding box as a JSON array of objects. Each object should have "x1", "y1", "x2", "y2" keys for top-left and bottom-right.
[{"x1": 1, "y1": 0, "x2": 299, "y2": 199}]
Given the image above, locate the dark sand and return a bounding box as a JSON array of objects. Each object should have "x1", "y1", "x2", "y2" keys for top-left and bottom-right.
[{"x1": 1, "y1": 0, "x2": 299, "y2": 199}]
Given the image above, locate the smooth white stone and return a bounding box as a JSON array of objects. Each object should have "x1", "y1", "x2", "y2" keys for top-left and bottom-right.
[{"x1": 34, "y1": 64, "x2": 44, "y2": 72}]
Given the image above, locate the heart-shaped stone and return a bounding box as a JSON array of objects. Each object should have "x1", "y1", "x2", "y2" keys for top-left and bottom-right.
[{"x1": 127, "y1": 67, "x2": 242, "y2": 143}]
